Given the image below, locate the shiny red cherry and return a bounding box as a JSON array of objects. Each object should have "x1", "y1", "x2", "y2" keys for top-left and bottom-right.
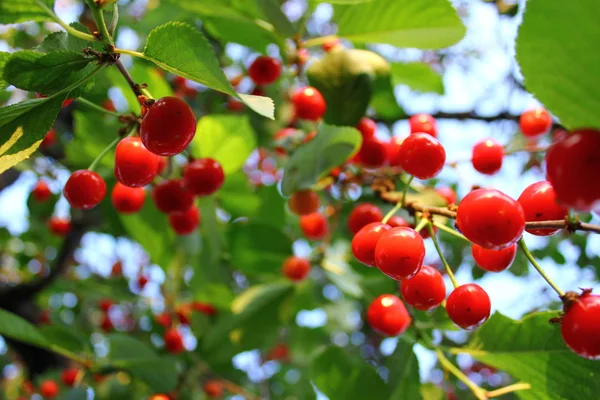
[
  {"x1": 396, "y1": 133, "x2": 446, "y2": 179},
  {"x1": 400, "y1": 265, "x2": 446, "y2": 311},
  {"x1": 374, "y1": 227, "x2": 425, "y2": 280},
  {"x1": 248, "y1": 56, "x2": 282, "y2": 85},
  {"x1": 352, "y1": 222, "x2": 391, "y2": 267},
  {"x1": 32, "y1": 180, "x2": 52, "y2": 202},
  {"x1": 152, "y1": 179, "x2": 194, "y2": 213},
  {"x1": 291, "y1": 87, "x2": 326, "y2": 121},
  {"x1": 446, "y1": 284, "x2": 491, "y2": 329},
  {"x1": 545, "y1": 128, "x2": 600, "y2": 211},
  {"x1": 164, "y1": 328, "x2": 185, "y2": 354},
  {"x1": 64, "y1": 170, "x2": 106, "y2": 210},
  {"x1": 111, "y1": 183, "x2": 145, "y2": 214},
  {"x1": 520, "y1": 107, "x2": 552, "y2": 137},
  {"x1": 409, "y1": 114, "x2": 438, "y2": 137},
  {"x1": 367, "y1": 294, "x2": 411, "y2": 336},
  {"x1": 357, "y1": 138, "x2": 388, "y2": 168},
  {"x1": 300, "y1": 212, "x2": 328, "y2": 240},
  {"x1": 183, "y1": 158, "x2": 224, "y2": 196},
  {"x1": 282, "y1": 256, "x2": 311, "y2": 281},
  {"x1": 203, "y1": 380, "x2": 224, "y2": 398},
  {"x1": 168, "y1": 206, "x2": 200, "y2": 235},
  {"x1": 435, "y1": 187, "x2": 457, "y2": 205},
  {"x1": 517, "y1": 181, "x2": 567, "y2": 236},
  {"x1": 39, "y1": 379, "x2": 59, "y2": 399},
  {"x1": 140, "y1": 97, "x2": 197, "y2": 156},
  {"x1": 48, "y1": 217, "x2": 71, "y2": 236},
  {"x1": 61, "y1": 368, "x2": 81, "y2": 387},
  {"x1": 387, "y1": 215, "x2": 410, "y2": 228},
  {"x1": 561, "y1": 291, "x2": 600, "y2": 359},
  {"x1": 348, "y1": 203, "x2": 383, "y2": 235},
  {"x1": 288, "y1": 190, "x2": 319, "y2": 216},
  {"x1": 471, "y1": 243, "x2": 516, "y2": 272},
  {"x1": 114, "y1": 136, "x2": 159, "y2": 187},
  {"x1": 472, "y1": 138, "x2": 504, "y2": 175},
  {"x1": 356, "y1": 118, "x2": 377, "y2": 139},
  {"x1": 456, "y1": 188, "x2": 525, "y2": 250}
]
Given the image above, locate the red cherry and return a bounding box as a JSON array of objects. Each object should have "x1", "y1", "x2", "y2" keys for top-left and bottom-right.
[
  {"x1": 435, "y1": 187, "x2": 457, "y2": 205},
  {"x1": 203, "y1": 380, "x2": 224, "y2": 398},
  {"x1": 98, "y1": 299, "x2": 113, "y2": 312},
  {"x1": 176, "y1": 304, "x2": 192, "y2": 325},
  {"x1": 545, "y1": 128, "x2": 600, "y2": 211},
  {"x1": 168, "y1": 206, "x2": 200, "y2": 235},
  {"x1": 374, "y1": 227, "x2": 425, "y2": 280},
  {"x1": 471, "y1": 243, "x2": 517, "y2": 272},
  {"x1": 155, "y1": 312, "x2": 172, "y2": 328},
  {"x1": 152, "y1": 179, "x2": 194, "y2": 213},
  {"x1": 322, "y1": 38, "x2": 341, "y2": 52},
  {"x1": 137, "y1": 274, "x2": 149, "y2": 289},
  {"x1": 300, "y1": 212, "x2": 328, "y2": 240},
  {"x1": 157, "y1": 157, "x2": 168, "y2": 175},
  {"x1": 520, "y1": 107, "x2": 552, "y2": 137},
  {"x1": 351, "y1": 222, "x2": 391, "y2": 267},
  {"x1": 409, "y1": 114, "x2": 438, "y2": 138},
  {"x1": 386, "y1": 137, "x2": 403, "y2": 167},
  {"x1": 446, "y1": 284, "x2": 491, "y2": 329},
  {"x1": 367, "y1": 294, "x2": 411, "y2": 336},
  {"x1": 102, "y1": 99, "x2": 116, "y2": 111},
  {"x1": 100, "y1": 314, "x2": 113, "y2": 332},
  {"x1": 111, "y1": 183, "x2": 145, "y2": 214},
  {"x1": 517, "y1": 181, "x2": 567, "y2": 236},
  {"x1": 64, "y1": 170, "x2": 106, "y2": 210},
  {"x1": 191, "y1": 302, "x2": 218, "y2": 316},
  {"x1": 149, "y1": 395, "x2": 170, "y2": 400},
  {"x1": 140, "y1": 97, "x2": 197, "y2": 156},
  {"x1": 456, "y1": 188, "x2": 525, "y2": 250},
  {"x1": 114, "y1": 137, "x2": 159, "y2": 187},
  {"x1": 48, "y1": 217, "x2": 71, "y2": 236},
  {"x1": 41, "y1": 128, "x2": 57, "y2": 149},
  {"x1": 61, "y1": 368, "x2": 81, "y2": 387},
  {"x1": 282, "y1": 256, "x2": 311, "y2": 281},
  {"x1": 248, "y1": 56, "x2": 282, "y2": 85},
  {"x1": 356, "y1": 118, "x2": 377, "y2": 139},
  {"x1": 39, "y1": 379, "x2": 59, "y2": 399},
  {"x1": 111, "y1": 261, "x2": 123, "y2": 276},
  {"x1": 296, "y1": 48, "x2": 310, "y2": 65},
  {"x1": 472, "y1": 139, "x2": 504, "y2": 175},
  {"x1": 291, "y1": 87, "x2": 326, "y2": 121},
  {"x1": 164, "y1": 328, "x2": 185, "y2": 354},
  {"x1": 288, "y1": 190, "x2": 319, "y2": 216},
  {"x1": 183, "y1": 158, "x2": 225, "y2": 196},
  {"x1": 348, "y1": 203, "x2": 383, "y2": 234},
  {"x1": 357, "y1": 138, "x2": 388, "y2": 168},
  {"x1": 410, "y1": 223, "x2": 437, "y2": 239},
  {"x1": 396, "y1": 133, "x2": 446, "y2": 179},
  {"x1": 273, "y1": 128, "x2": 298, "y2": 154},
  {"x1": 400, "y1": 265, "x2": 446, "y2": 311},
  {"x1": 226, "y1": 97, "x2": 244, "y2": 111},
  {"x1": 265, "y1": 343, "x2": 290, "y2": 362},
  {"x1": 561, "y1": 291, "x2": 600, "y2": 359},
  {"x1": 35, "y1": 93, "x2": 72, "y2": 108},
  {"x1": 32, "y1": 180, "x2": 52, "y2": 202},
  {"x1": 387, "y1": 215, "x2": 410, "y2": 228}
]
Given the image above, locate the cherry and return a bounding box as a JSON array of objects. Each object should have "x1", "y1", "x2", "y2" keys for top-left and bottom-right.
[
  {"x1": 561, "y1": 291, "x2": 600, "y2": 359},
  {"x1": 226, "y1": 97, "x2": 244, "y2": 111},
  {"x1": 191, "y1": 301, "x2": 218, "y2": 316},
  {"x1": 357, "y1": 138, "x2": 388, "y2": 168},
  {"x1": 114, "y1": 136, "x2": 159, "y2": 187},
  {"x1": 35, "y1": 93, "x2": 73, "y2": 108},
  {"x1": 248, "y1": 56, "x2": 282, "y2": 85},
  {"x1": 386, "y1": 137, "x2": 403, "y2": 167},
  {"x1": 149, "y1": 395, "x2": 170, "y2": 400},
  {"x1": 137, "y1": 274, "x2": 149, "y2": 289},
  {"x1": 176, "y1": 304, "x2": 192, "y2": 325},
  {"x1": 291, "y1": 87, "x2": 326, "y2": 121},
  {"x1": 322, "y1": 38, "x2": 341, "y2": 52},
  {"x1": 517, "y1": 181, "x2": 567, "y2": 236},
  {"x1": 348, "y1": 203, "x2": 383, "y2": 235},
  {"x1": 520, "y1": 107, "x2": 552, "y2": 137},
  {"x1": 374, "y1": 227, "x2": 425, "y2": 280},
  {"x1": 352, "y1": 222, "x2": 391, "y2": 267},
  {"x1": 264, "y1": 343, "x2": 290, "y2": 362},
  {"x1": 64, "y1": 170, "x2": 106, "y2": 210},
  {"x1": 164, "y1": 327, "x2": 185, "y2": 354},
  {"x1": 155, "y1": 312, "x2": 172, "y2": 328},
  {"x1": 367, "y1": 294, "x2": 411, "y2": 336},
  {"x1": 183, "y1": 158, "x2": 225, "y2": 196},
  {"x1": 157, "y1": 157, "x2": 168, "y2": 175},
  {"x1": 282, "y1": 256, "x2": 311, "y2": 281},
  {"x1": 446, "y1": 284, "x2": 491, "y2": 329},
  {"x1": 300, "y1": 212, "x2": 328, "y2": 240},
  {"x1": 140, "y1": 96, "x2": 197, "y2": 156},
  {"x1": 61, "y1": 368, "x2": 81, "y2": 387},
  {"x1": 296, "y1": 48, "x2": 310, "y2": 65},
  {"x1": 387, "y1": 215, "x2": 410, "y2": 228},
  {"x1": 99, "y1": 299, "x2": 113, "y2": 312},
  {"x1": 409, "y1": 113, "x2": 438, "y2": 137},
  {"x1": 471, "y1": 243, "x2": 516, "y2": 272},
  {"x1": 456, "y1": 188, "x2": 525, "y2": 250},
  {"x1": 356, "y1": 118, "x2": 377, "y2": 139},
  {"x1": 396, "y1": 133, "x2": 446, "y2": 179},
  {"x1": 39, "y1": 379, "x2": 59, "y2": 399},
  {"x1": 32, "y1": 180, "x2": 52, "y2": 202},
  {"x1": 111, "y1": 183, "x2": 145, "y2": 214},
  {"x1": 203, "y1": 380, "x2": 224, "y2": 398},
  {"x1": 41, "y1": 128, "x2": 57, "y2": 149},
  {"x1": 545, "y1": 128, "x2": 600, "y2": 211},
  {"x1": 472, "y1": 138, "x2": 504, "y2": 175},
  {"x1": 102, "y1": 99, "x2": 116, "y2": 111},
  {"x1": 436, "y1": 187, "x2": 457, "y2": 205},
  {"x1": 111, "y1": 261, "x2": 123, "y2": 276},
  {"x1": 152, "y1": 179, "x2": 194, "y2": 213},
  {"x1": 288, "y1": 189, "x2": 319, "y2": 216},
  {"x1": 100, "y1": 314, "x2": 113, "y2": 332},
  {"x1": 400, "y1": 265, "x2": 446, "y2": 311},
  {"x1": 168, "y1": 206, "x2": 200, "y2": 235},
  {"x1": 49, "y1": 217, "x2": 70, "y2": 236}
]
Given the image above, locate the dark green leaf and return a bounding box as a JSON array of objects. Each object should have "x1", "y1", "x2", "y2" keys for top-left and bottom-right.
[
  {"x1": 370, "y1": 73, "x2": 405, "y2": 121},
  {"x1": 39, "y1": 325, "x2": 88, "y2": 353},
  {"x1": 0, "y1": 52, "x2": 10, "y2": 91},
  {"x1": 36, "y1": 24, "x2": 94, "y2": 53},
  {"x1": 109, "y1": 333, "x2": 157, "y2": 360},
  {"x1": 0, "y1": 309, "x2": 48, "y2": 348},
  {"x1": 387, "y1": 340, "x2": 422, "y2": 400},
  {"x1": 117, "y1": 358, "x2": 178, "y2": 393},
  {"x1": 218, "y1": 172, "x2": 262, "y2": 218},
  {"x1": 0, "y1": 0, "x2": 54, "y2": 24},
  {"x1": 391, "y1": 62, "x2": 444, "y2": 94},
  {"x1": 256, "y1": 0, "x2": 296, "y2": 38}
]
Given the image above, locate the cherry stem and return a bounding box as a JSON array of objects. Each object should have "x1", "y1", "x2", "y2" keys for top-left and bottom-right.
[
  {"x1": 413, "y1": 217, "x2": 429, "y2": 233},
  {"x1": 486, "y1": 382, "x2": 531, "y2": 398},
  {"x1": 35, "y1": 0, "x2": 97, "y2": 42},
  {"x1": 86, "y1": 0, "x2": 114, "y2": 46},
  {"x1": 381, "y1": 202, "x2": 402, "y2": 224},
  {"x1": 108, "y1": 3, "x2": 119, "y2": 37},
  {"x1": 87, "y1": 136, "x2": 120, "y2": 172},
  {"x1": 433, "y1": 221, "x2": 468, "y2": 242},
  {"x1": 401, "y1": 175, "x2": 414, "y2": 208},
  {"x1": 303, "y1": 35, "x2": 338, "y2": 47},
  {"x1": 428, "y1": 222, "x2": 459, "y2": 288},
  {"x1": 517, "y1": 238, "x2": 565, "y2": 297},
  {"x1": 435, "y1": 349, "x2": 487, "y2": 400},
  {"x1": 77, "y1": 97, "x2": 121, "y2": 117}
]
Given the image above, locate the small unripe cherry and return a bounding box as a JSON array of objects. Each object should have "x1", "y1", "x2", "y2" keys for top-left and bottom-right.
[
  {"x1": 300, "y1": 212, "x2": 328, "y2": 240},
  {"x1": 39, "y1": 379, "x2": 59, "y2": 399},
  {"x1": 347, "y1": 203, "x2": 383, "y2": 235},
  {"x1": 114, "y1": 136, "x2": 159, "y2": 187},
  {"x1": 352, "y1": 222, "x2": 391, "y2": 267},
  {"x1": 374, "y1": 227, "x2": 426, "y2": 280},
  {"x1": 356, "y1": 118, "x2": 377, "y2": 139},
  {"x1": 561, "y1": 291, "x2": 600, "y2": 359},
  {"x1": 203, "y1": 380, "x2": 224, "y2": 398},
  {"x1": 152, "y1": 179, "x2": 194, "y2": 213},
  {"x1": 183, "y1": 158, "x2": 225, "y2": 196},
  {"x1": 517, "y1": 181, "x2": 567, "y2": 236},
  {"x1": 400, "y1": 265, "x2": 446, "y2": 311},
  {"x1": 282, "y1": 256, "x2": 311, "y2": 281},
  {"x1": 32, "y1": 180, "x2": 52, "y2": 202},
  {"x1": 472, "y1": 139, "x2": 504, "y2": 175},
  {"x1": 164, "y1": 328, "x2": 185, "y2": 354},
  {"x1": 519, "y1": 107, "x2": 552, "y2": 137},
  {"x1": 446, "y1": 284, "x2": 491, "y2": 329},
  {"x1": 288, "y1": 190, "x2": 319, "y2": 216},
  {"x1": 291, "y1": 87, "x2": 326, "y2": 121},
  {"x1": 61, "y1": 368, "x2": 81, "y2": 387},
  {"x1": 111, "y1": 183, "x2": 146, "y2": 214},
  {"x1": 64, "y1": 170, "x2": 106, "y2": 210},
  {"x1": 168, "y1": 206, "x2": 200, "y2": 235},
  {"x1": 409, "y1": 114, "x2": 438, "y2": 137},
  {"x1": 248, "y1": 56, "x2": 282, "y2": 85},
  {"x1": 471, "y1": 243, "x2": 517, "y2": 272},
  {"x1": 367, "y1": 294, "x2": 411, "y2": 336},
  {"x1": 396, "y1": 133, "x2": 446, "y2": 179}
]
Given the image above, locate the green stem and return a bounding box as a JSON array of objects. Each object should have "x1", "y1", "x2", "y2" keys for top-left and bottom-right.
[
  {"x1": 518, "y1": 238, "x2": 565, "y2": 297},
  {"x1": 303, "y1": 35, "x2": 338, "y2": 47},
  {"x1": 77, "y1": 97, "x2": 121, "y2": 117},
  {"x1": 113, "y1": 48, "x2": 145, "y2": 58},
  {"x1": 381, "y1": 202, "x2": 402, "y2": 224},
  {"x1": 433, "y1": 221, "x2": 469, "y2": 242},
  {"x1": 414, "y1": 218, "x2": 429, "y2": 233},
  {"x1": 35, "y1": 0, "x2": 96, "y2": 41},
  {"x1": 86, "y1": 0, "x2": 114, "y2": 46},
  {"x1": 428, "y1": 222, "x2": 459, "y2": 288},
  {"x1": 48, "y1": 344, "x2": 92, "y2": 367},
  {"x1": 436, "y1": 349, "x2": 487, "y2": 400},
  {"x1": 88, "y1": 136, "x2": 120, "y2": 172},
  {"x1": 401, "y1": 175, "x2": 414, "y2": 207},
  {"x1": 108, "y1": 3, "x2": 119, "y2": 36}
]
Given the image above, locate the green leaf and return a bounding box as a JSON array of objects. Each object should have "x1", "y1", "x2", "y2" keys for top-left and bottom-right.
[
  {"x1": 516, "y1": 0, "x2": 600, "y2": 129},
  {"x1": 420, "y1": 383, "x2": 445, "y2": 400},
  {"x1": 193, "y1": 196, "x2": 228, "y2": 288},
  {"x1": 464, "y1": 312, "x2": 600, "y2": 400},
  {"x1": 281, "y1": 124, "x2": 362, "y2": 196},
  {"x1": 39, "y1": 325, "x2": 88, "y2": 353},
  {"x1": 66, "y1": 111, "x2": 120, "y2": 169},
  {"x1": 387, "y1": 340, "x2": 422, "y2": 400},
  {"x1": 0, "y1": 0, "x2": 54, "y2": 24},
  {"x1": 391, "y1": 62, "x2": 444, "y2": 94},
  {"x1": 218, "y1": 172, "x2": 262, "y2": 218},
  {"x1": 36, "y1": 24, "x2": 94, "y2": 53},
  {"x1": 106, "y1": 64, "x2": 173, "y2": 111},
  {"x1": 191, "y1": 115, "x2": 256, "y2": 175},
  {"x1": 370, "y1": 73, "x2": 405, "y2": 121},
  {"x1": 108, "y1": 334, "x2": 157, "y2": 361},
  {"x1": 322, "y1": 240, "x2": 363, "y2": 298},
  {"x1": 140, "y1": 22, "x2": 274, "y2": 118},
  {"x1": 0, "y1": 52, "x2": 10, "y2": 91},
  {"x1": 256, "y1": 0, "x2": 296, "y2": 38},
  {"x1": 336, "y1": 0, "x2": 466, "y2": 49},
  {"x1": 0, "y1": 309, "x2": 48, "y2": 348}
]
